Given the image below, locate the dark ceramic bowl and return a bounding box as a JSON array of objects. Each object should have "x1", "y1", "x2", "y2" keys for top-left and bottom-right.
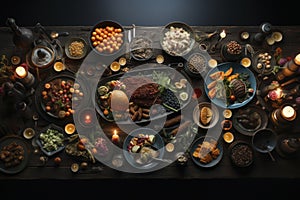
[
  {"x1": 89, "y1": 20, "x2": 125, "y2": 56},
  {"x1": 229, "y1": 140, "x2": 254, "y2": 167},
  {"x1": 252, "y1": 128, "x2": 277, "y2": 153}
]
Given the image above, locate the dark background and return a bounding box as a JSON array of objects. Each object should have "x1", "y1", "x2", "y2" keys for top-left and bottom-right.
[
  {"x1": 1, "y1": 0, "x2": 299, "y2": 197},
  {"x1": 1, "y1": 0, "x2": 299, "y2": 27}
]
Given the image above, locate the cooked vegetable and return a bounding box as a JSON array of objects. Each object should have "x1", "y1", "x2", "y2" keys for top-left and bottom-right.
[{"x1": 39, "y1": 128, "x2": 64, "y2": 152}]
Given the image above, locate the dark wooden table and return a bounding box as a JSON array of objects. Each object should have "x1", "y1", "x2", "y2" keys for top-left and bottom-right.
[{"x1": 0, "y1": 25, "x2": 300, "y2": 194}]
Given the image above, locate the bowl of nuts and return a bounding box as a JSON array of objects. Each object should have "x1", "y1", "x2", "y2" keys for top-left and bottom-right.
[
  {"x1": 89, "y1": 20, "x2": 125, "y2": 56},
  {"x1": 221, "y1": 40, "x2": 244, "y2": 62}
]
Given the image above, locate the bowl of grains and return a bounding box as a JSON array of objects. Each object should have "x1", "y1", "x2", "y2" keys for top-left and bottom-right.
[
  {"x1": 184, "y1": 52, "x2": 208, "y2": 77},
  {"x1": 65, "y1": 37, "x2": 88, "y2": 60},
  {"x1": 228, "y1": 140, "x2": 254, "y2": 168}
]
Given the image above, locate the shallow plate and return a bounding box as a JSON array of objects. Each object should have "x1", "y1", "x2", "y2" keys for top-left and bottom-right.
[
  {"x1": 123, "y1": 127, "x2": 165, "y2": 170},
  {"x1": 35, "y1": 72, "x2": 87, "y2": 125},
  {"x1": 232, "y1": 106, "x2": 268, "y2": 136},
  {"x1": 190, "y1": 135, "x2": 223, "y2": 168},
  {"x1": 204, "y1": 62, "x2": 256, "y2": 109},
  {"x1": 251, "y1": 51, "x2": 276, "y2": 75},
  {"x1": 193, "y1": 102, "x2": 219, "y2": 129},
  {"x1": 36, "y1": 124, "x2": 66, "y2": 156},
  {"x1": 0, "y1": 135, "x2": 30, "y2": 174}
]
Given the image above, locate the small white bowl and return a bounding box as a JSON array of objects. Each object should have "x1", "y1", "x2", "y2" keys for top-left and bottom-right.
[{"x1": 23, "y1": 127, "x2": 35, "y2": 139}]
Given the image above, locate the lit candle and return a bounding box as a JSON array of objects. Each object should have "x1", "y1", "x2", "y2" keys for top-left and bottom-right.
[
  {"x1": 112, "y1": 129, "x2": 119, "y2": 143},
  {"x1": 294, "y1": 53, "x2": 300, "y2": 65},
  {"x1": 220, "y1": 30, "x2": 226, "y2": 39},
  {"x1": 84, "y1": 114, "x2": 92, "y2": 124},
  {"x1": 281, "y1": 105, "x2": 296, "y2": 121},
  {"x1": 15, "y1": 66, "x2": 27, "y2": 78}
]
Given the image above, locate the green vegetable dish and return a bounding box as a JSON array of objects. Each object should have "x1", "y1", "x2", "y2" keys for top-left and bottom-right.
[{"x1": 36, "y1": 124, "x2": 66, "y2": 156}]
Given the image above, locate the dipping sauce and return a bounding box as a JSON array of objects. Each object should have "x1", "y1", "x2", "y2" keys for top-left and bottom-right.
[
  {"x1": 223, "y1": 132, "x2": 234, "y2": 143},
  {"x1": 110, "y1": 61, "x2": 121, "y2": 72},
  {"x1": 240, "y1": 57, "x2": 251, "y2": 67}
]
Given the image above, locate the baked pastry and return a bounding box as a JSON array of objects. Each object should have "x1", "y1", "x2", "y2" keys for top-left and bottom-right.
[{"x1": 199, "y1": 106, "x2": 213, "y2": 125}]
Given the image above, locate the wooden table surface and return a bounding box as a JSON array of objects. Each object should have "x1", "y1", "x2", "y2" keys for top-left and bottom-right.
[{"x1": 0, "y1": 25, "x2": 300, "y2": 184}]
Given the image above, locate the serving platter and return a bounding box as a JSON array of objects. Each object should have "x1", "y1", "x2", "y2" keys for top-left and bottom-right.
[
  {"x1": 204, "y1": 62, "x2": 256, "y2": 109},
  {"x1": 35, "y1": 72, "x2": 88, "y2": 125},
  {"x1": 94, "y1": 63, "x2": 193, "y2": 124},
  {"x1": 0, "y1": 136, "x2": 30, "y2": 174}
]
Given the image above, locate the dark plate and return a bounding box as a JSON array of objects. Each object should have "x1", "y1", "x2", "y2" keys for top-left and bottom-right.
[
  {"x1": 0, "y1": 135, "x2": 30, "y2": 174},
  {"x1": 89, "y1": 20, "x2": 125, "y2": 56},
  {"x1": 123, "y1": 127, "x2": 165, "y2": 170},
  {"x1": 251, "y1": 50, "x2": 276, "y2": 75},
  {"x1": 232, "y1": 106, "x2": 268, "y2": 136},
  {"x1": 35, "y1": 72, "x2": 88, "y2": 125},
  {"x1": 35, "y1": 124, "x2": 66, "y2": 156},
  {"x1": 190, "y1": 135, "x2": 223, "y2": 168},
  {"x1": 65, "y1": 37, "x2": 88, "y2": 60},
  {"x1": 94, "y1": 64, "x2": 192, "y2": 124},
  {"x1": 204, "y1": 62, "x2": 256, "y2": 109}
]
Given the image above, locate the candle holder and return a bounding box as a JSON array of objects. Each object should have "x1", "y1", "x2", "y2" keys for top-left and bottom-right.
[
  {"x1": 14, "y1": 63, "x2": 35, "y2": 88},
  {"x1": 271, "y1": 104, "x2": 297, "y2": 130}
]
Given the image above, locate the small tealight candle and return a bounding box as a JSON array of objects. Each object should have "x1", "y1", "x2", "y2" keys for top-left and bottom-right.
[
  {"x1": 84, "y1": 114, "x2": 92, "y2": 124},
  {"x1": 281, "y1": 105, "x2": 296, "y2": 121},
  {"x1": 15, "y1": 66, "x2": 27, "y2": 78},
  {"x1": 112, "y1": 129, "x2": 120, "y2": 143}
]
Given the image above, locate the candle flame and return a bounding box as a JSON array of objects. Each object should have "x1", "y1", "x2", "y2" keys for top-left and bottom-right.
[
  {"x1": 113, "y1": 129, "x2": 117, "y2": 135},
  {"x1": 220, "y1": 30, "x2": 226, "y2": 38}
]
